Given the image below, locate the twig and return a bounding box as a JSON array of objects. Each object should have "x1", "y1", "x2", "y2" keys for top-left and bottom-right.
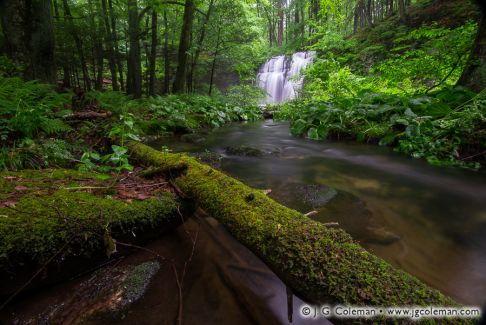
[
  {"x1": 425, "y1": 54, "x2": 464, "y2": 94},
  {"x1": 172, "y1": 263, "x2": 184, "y2": 325},
  {"x1": 304, "y1": 210, "x2": 318, "y2": 217},
  {"x1": 133, "y1": 182, "x2": 168, "y2": 188},
  {"x1": 460, "y1": 150, "x2": 486, "y2": 161},
  {"x1": 323, "y1": 222, "x2": 340, "y2": 227},
  {"x1": 169, "y1": 180, "x2": 189, "y2": 199},
  {"x1": 115, "y1": 241, "x2": 167, "y2": 262},
  {"x1": 61, "y1": 186, "x2": 110, "y2": 190}
]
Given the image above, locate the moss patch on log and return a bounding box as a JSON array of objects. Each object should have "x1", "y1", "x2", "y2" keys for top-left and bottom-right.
[
  {"x1": 0, "y1": 169, "x2": 179, "y2": 291},
  {"x1": 128, "y1": 141, "x2": 469, "y2": 314}
]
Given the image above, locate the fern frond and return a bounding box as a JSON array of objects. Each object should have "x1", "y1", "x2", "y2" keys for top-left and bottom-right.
[{"x1": 40, "y1": 118, "x2": 72, "y2": 135}]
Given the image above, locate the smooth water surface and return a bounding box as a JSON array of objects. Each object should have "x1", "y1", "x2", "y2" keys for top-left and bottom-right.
[{"x1": 151, "y1": 120, "x2": 486, "y2": 305}]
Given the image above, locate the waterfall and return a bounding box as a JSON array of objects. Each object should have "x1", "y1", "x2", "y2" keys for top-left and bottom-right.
[{"x1": 257, "y1": 51, "x2": 314, "y2": 104}]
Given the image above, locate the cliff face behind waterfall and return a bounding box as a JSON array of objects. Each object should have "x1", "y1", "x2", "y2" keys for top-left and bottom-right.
[{"x1": 257, "y1": 52, "x2": 314, "y2": 104}]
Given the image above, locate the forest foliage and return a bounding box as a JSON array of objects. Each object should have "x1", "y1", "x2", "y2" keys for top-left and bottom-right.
[
  {"x1": 0, "y1": 0, "x2": 485, "y2": 169},
  {"x1": 271, "y1": 0, "x2": 485, "y2": 169}
]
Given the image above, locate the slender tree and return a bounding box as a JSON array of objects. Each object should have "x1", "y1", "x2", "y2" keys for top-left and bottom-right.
[
  {"x1": 109, "y1": 0, "x2": 125, "y2": 91},
  {"x1": 188, "y1": 0, "x2": 215, "y2": 93},
  {"x1": 277, "y1": 0, "x2": 284, "y2": 46},
  {"x1": 149, "y1": 10, "x2": 158, "y2": 96},
  {"x1": 0, "y1": 0, "x2": 56, "y2": 83},
  {"x1": 173, "y1": 0, "x2": 195, "y2": 93},
  {"x1": 127, "y1": 0, "x2": 142, "y2": 98},
  {"x1": 458, "y1": 0, "x2": 486, "y2": 92},
  {"x1": 162, "y1": 9, "x2": 171, "y2": 94},
  {"x1": 398, "y1": 0, "x2": 407, "y2": 22},
  {"x1": 101, "y1": 0, "x2": 118, "y2": 90},
  {"x1": 62, "y1": 0, "x2": 91, "y2": 90}
]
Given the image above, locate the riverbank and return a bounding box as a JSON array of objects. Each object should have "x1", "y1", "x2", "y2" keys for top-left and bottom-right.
[{"x1": 272, "y1": 88, "x2": 486, "y2": 170}]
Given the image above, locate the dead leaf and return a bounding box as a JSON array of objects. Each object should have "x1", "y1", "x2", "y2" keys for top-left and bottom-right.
[
  {"x1": 14, "y1": 185, "x2": 28, "y2": 191},
  {"x1": 137, "y1": 193, "x2": 150, "y2": 200},
  {"x1": 117, "y1": 190, "x2": 137, "y2": 199},
  {"x1": 0, "y1": 201, "x2": 18, "y2": 207}
]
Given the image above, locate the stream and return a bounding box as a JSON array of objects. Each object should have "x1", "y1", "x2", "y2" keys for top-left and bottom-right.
[{"x1": 152, "y1": 119, "x2": 486, "y2": 306}]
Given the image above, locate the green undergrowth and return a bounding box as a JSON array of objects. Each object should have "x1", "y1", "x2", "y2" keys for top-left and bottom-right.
[
  {"x1": 286, "y1": 0, "x2": 485, "y2": 170},
  {"x1": 275, "y1": 88, "x2": 486, "y2": 169},
  {"x1": 0, "y1": 76, "x2": 263, "y2": 172},
  {"x1": 306, "y1": 1, "x2": 478, "y2": 96},
  {"x1": 0, "y1": 169, "x2": 179, "y2": 280},
  {"x1": 127, "y1": 142, "x2": 476, "y2": 319},
  {"x1": 89, "y1": 91, "x2": 263, "y2": 135}
]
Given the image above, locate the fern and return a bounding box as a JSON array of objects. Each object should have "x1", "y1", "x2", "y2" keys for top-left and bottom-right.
[
  {"x1": 40, "y1": 118, "x2": 72, "y2": 135},
  {"x1": 0, "y1": 76, "x2": 74, "y2": 141}
]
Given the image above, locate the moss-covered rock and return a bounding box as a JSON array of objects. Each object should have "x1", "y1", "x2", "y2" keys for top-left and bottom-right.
[
  {"x1": 0, "y1": 169, "x2": 180, "y2": 296},
  {"x1": 127, "y1": 141, "x2": 474, "y2": 323}
]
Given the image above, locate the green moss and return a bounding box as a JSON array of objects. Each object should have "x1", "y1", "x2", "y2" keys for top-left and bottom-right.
[
  {"x1": 128, "y1": 141, "x2": 475, "y2": 323},
  {"x1": 0, "y1": 169, "x2": 179, "y2": 275}
]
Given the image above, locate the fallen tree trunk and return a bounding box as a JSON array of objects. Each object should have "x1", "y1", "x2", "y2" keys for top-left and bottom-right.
[
  {"x1": 0, "y1": 169, "x2": 181, "y2": 297},
  {"x1": 128, "y1": 141, "x2": 463, "y2": 309}
]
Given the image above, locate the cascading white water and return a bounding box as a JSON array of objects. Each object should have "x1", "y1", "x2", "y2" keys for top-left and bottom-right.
[{"x1": 257, "y1": 51, "x2": 314, "y2": 104}]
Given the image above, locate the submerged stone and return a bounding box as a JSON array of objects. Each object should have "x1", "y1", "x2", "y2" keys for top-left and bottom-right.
[
  {"x1": 295, "y1": 184, "x2": 338, "y2": 208},
  {"x1": 190, "y1": 150, "x2": 223, "y2": 169},
  {"x1": 180, "y1": 133, "x2": 206, "y2": 144},
  {"x1": 318, "y1": 191, "x2": 400, "y2": 246},
  {"x1": 365, "y1": 226, "x2": 401, "y2": 245},
  {"x1": 225, "y1": 145, "x2": 262, "y2": 157}
]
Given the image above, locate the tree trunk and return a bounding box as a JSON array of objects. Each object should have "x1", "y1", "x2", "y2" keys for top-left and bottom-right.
[
  {"x1": 88, "y1": 0, "x2": 103, "y2": 91},
  {"x1": 127, "y1": 0, "x2": 142, "y2": 98},
  {"x1": 0, "y1": 0, "x2": 56, "y2": 83},
  {"x1": 61, "y1": 0, "x2": 90, "y2": 90},
  {"x1": 101, "y1": 0, "x2": 118, "y2": 91},
  {"x1": 149, "y1": 10, "x2": 157, "y2": 96},
  {"x1": 398, "y1": 0, "x2": 407, "y2": 22},
  {"x1": 188, "y1": 0, "x2": 214, "y2": 94},
  {"x1": 208, "y1": 27, "x2": 221, "y2": 96},
  {"x1": 277, "y1": 0, "x2": 284, "y2": 46},
  {"x1": 95, "y1": 43, "x2": 103, "y2": 90},
  {"x1": 366, "y1": 0, "x2": 373, "y2": 26},
  {"x1": 458, "y1": 0, "x2": 486, "y2": 92},
  {"x1": 173, "y1": 0, "x2": 195, "y2": 94},
  {"x1": 109, "y1": 0, "x2": 124, "y2": 91},
  {"x1": 163, "y1": 10, "x2": 171, "y2": 94},
  {"x1": 53, "y1": 0, "x2": 71, "y2": 88}
]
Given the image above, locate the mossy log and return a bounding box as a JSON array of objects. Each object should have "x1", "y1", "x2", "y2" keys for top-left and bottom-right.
[
  {"x1": 0, "y1": 169, "x2": 180, "y2": 296},
  {"x1": 128, "y1": 141, "x2": 461, "y2": 309}
]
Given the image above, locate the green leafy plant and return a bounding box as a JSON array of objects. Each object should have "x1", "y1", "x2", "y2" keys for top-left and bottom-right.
[
  {"x1": 78, "y1": 114, "x2": 139, "y2": 173},
  {"x1": 275, "y1": 87, "x2": 484, "y2": 169}
]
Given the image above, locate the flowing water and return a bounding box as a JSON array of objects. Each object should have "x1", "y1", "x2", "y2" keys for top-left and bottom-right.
[
  {"x1": 152, "y1": 120, "x2": 486, "y2": 306},
  {"x1": 257, "y1": 52, "x2": 314, "y2": 104}
]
